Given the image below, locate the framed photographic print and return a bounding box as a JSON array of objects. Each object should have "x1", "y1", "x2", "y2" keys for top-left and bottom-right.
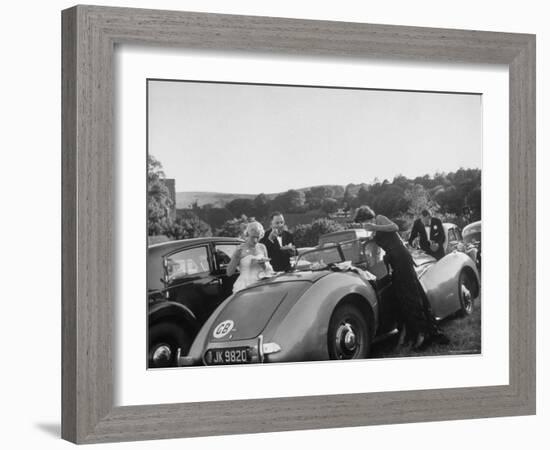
[{"x1": 62, "y1": 5, "x2": 536, "y2": 444}]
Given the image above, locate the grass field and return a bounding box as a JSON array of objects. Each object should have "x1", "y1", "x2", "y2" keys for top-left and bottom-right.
[{"x1": 370, "y1": 296, "x2": 481, "y2": 359}]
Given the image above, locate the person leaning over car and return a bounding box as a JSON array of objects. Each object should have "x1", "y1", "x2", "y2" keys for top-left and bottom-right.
[
  {"x1": 408, "y1": 209, "x2": 445, "y2": 260},
  {"x1": 355, "y1": 205, "x2": 449, "y2": 350},
  {"x1": 260, "y1": 211, "x2": 296, "y2": 272}
]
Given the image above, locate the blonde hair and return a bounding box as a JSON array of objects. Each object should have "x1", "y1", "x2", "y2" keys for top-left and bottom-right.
[{"x1": 244, "y1": 221, "x2": 265, "y2": 239}]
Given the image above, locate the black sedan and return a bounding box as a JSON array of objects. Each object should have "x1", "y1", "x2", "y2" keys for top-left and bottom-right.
[{"x1": 147, "y1": 237, "x2": 243, "y2": 368}]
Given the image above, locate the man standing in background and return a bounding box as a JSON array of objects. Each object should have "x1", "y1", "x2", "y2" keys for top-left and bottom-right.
[
  {"x1": 408, "y1": 209, "x2": 445, "y2": 260},
  {"x1": 261, "y1": 211, "x2": 296, "y2": 271}
]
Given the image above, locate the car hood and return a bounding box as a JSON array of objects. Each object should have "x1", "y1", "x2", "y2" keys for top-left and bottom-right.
[
  {"x1": 410, "y1": 249, "x2": 436, "y2": 267},
  {"x1": 257, "y1": 270, "x2": 330, "y2": 284},
  {"x1": 207, "y1": 279, "x2": 314, "y2": 342}
]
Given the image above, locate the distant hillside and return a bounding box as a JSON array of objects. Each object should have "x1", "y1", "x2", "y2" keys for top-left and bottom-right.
[
  {"x1": 344, "y1": 183, "x2": 369, "y2": 196},
  {"x1": 176, "y1": 192, "x2": 255, "y2": 208},
  {"x1": 176, "y1": 184, "x2": 345, "y2": 208}
]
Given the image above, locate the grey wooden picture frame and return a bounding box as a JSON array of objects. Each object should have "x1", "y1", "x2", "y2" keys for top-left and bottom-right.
[{"x1": 61, "y1": 5, "x2": 536, "y2": 444}]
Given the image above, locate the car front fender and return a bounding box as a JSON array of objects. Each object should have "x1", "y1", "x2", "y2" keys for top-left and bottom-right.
[{"x1": 420, "y1": 251, "x2": 480, "y2": 319}]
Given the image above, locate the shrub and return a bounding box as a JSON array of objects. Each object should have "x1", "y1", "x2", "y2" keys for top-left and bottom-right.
[
  {"x1": 165, "y1": 213, "x2": 212, "y2": 240},
  {"x1": 293, "y1": 218, "x2": 344, "y2": 247},
  {"x1": 216, "y1": 215, "x2": 251, "y2": 238}
]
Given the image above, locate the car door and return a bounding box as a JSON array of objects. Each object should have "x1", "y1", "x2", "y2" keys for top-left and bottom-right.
[
  {"x1": 362, "y1": 241, "x2": 396, "y2": 334},
  {"x1": 163, "y1": 245, "x2": 225, "y2": 324},
  {"x1": 212, "y1": 242, "x2": 241, "y2": 299}
]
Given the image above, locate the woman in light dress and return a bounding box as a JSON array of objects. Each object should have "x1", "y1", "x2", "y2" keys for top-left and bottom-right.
[{"x1": 227, "y1": 221, "x2": 274, "y2": 293}]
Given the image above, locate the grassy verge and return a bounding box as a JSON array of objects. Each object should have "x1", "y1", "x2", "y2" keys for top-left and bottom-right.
[{"x1": 370, "y1": 297, "x2": 481, "y2": 359}]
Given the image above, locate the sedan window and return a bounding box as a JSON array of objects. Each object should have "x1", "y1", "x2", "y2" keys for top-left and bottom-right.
[
  {"x1": 214, "y1": 244, "x2": 239, "y2": 269},
  {"x1": 165, "y1": 246, "x2": 210, "y2": 281}
]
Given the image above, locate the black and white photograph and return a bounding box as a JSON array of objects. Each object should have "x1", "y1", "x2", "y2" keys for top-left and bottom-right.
[
  {"x1": 2, "y1": 0, "x2": 542, "y2": 446},
  {"x1": 146, "y1": 79, "x2": 482, "y2": 369}
]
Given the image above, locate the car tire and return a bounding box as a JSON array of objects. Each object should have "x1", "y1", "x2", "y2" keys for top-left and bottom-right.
[
  {"x1": 148, "y1": 322, "x2": 190, "y2": 368},
  {"x1": 458, "y1": 270, "x2": 476, "y2": 316},
  {"x1": 328, "y1": 303, "x2": 371, "y2": 360}
]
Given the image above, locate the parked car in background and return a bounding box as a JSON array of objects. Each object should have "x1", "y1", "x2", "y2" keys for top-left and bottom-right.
[
  {"x1": 462, "y1": 220, "x2": 482, "y2": 270},
  {"x1": 179, "y1": 231, "x2": 479, "y2": 367},
  {"x1": 147, "y1": 237, "x2": 243, "y2": 368},
  {"x1": 319, "y1": 228, "x2": 371, "y2": 245},
  {"x1": 318, "y1": 228, "x2": 379, "y2": 275},
  {"x1": 442, "y1": 223, "x2": 463, "y2": 254},
  {"x1": 290, "y1": 246, "x2": 316, "y2": 268},
  {"x1": 409, "y1": 222, "x2": 475, "y2": 265},
  {"x1": 443, "y1": 222, "x2": 481, "y2": 269},
  {"x1": 406, "y1": 223, "x2": 463, "y2": 256}
]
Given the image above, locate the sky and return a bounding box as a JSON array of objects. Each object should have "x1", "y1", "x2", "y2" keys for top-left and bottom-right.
[{"x1": 148, "y1": 80, "x2": 481, "y2": 194}]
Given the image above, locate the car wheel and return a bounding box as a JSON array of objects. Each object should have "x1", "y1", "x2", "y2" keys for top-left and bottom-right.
[
  {"x1": 458, "y1": 270, "x2": 476, "y2": 316},
  {"x1": 328, "y1": 303, "x2": 371, "y2": 360},
  {"x1": 148, "y1": 322, "x2": 190, "y2": 368}
]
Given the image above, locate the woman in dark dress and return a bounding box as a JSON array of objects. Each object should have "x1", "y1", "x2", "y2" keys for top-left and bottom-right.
[{"x1": 354, "y1": 206, "x2": 448, "y2": 350}]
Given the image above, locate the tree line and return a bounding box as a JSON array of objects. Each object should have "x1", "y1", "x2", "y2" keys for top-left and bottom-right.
[{"x1": 148, "y1": 154, "x2": 481, "y2": 246}]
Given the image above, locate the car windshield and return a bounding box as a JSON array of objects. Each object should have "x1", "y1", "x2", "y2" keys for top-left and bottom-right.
[
  {"x1": 463, "y1": 231, "x2": 481, "y2": 244},
  {"x1": 294, "y1": 243, "x2": 345, "y2": 271}
]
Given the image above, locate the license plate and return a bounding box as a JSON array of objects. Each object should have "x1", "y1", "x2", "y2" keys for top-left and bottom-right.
[{"x1": 205, "y1": 347, "x2": 251, "y2": 365}]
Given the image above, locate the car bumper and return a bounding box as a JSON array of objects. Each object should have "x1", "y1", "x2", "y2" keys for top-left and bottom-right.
[{"x1": 178, "y1": 335, "x2": 281, "y2": 367}]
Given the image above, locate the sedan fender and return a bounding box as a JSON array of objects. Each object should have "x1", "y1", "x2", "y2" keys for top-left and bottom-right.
[{"x1": 148, "y1": 300, "x2": 197, "y2": 327}]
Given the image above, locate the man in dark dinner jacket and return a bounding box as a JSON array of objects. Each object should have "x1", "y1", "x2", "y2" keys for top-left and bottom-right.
[
  {"x1": 408, "y1": 209, "x2": 445, "y2": 260},
  {"x1": 260, "y1": 211, "x2": 296, "y2": 272}
]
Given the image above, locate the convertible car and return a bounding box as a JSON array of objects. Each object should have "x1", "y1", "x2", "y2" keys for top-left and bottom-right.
[{"x1": 178, "y1": 231, "x2": 480, "y2": 366}]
